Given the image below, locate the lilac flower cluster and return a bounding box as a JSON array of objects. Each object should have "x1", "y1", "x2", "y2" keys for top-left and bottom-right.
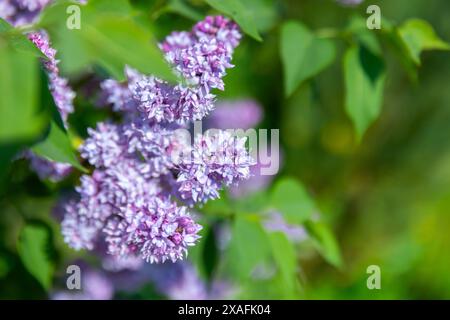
[
  {"x1": 60, "y1": 16, "x2": 253, "y2": 264},
  {"x1": 103, "y1": 199, "x2": 202, "y2": 263},
  {"x1": 131, "y1": 15, "x2": 241, "y2": 123},
  {"x1": 26, "y1": 151, "x2": 72, "y2": 181},
  {"x1": 177, "y1": 131, "x2": 252, "y2": 204},
  {"x1": 0, "y1": 0, "x2": 51, "y2": 26},
  {"x1": 205, "y1": 99, "x2": 278, "y2": 198}
]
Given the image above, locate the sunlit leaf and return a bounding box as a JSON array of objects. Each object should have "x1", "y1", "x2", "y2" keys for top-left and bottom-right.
[
  {"x1": 205, "y1": 0, "x2": 262, "y2": 41},
  {"x1": 280, "y1": 21, "x2": 335, "y2": 97},
  {"x1": 32, "y1": 121, "x2": 86, "y2": 172},
  {"x1": 225, "y1": 215, "x2": 271, "y2": 280},
  {"x1": 202, "y1": 227, "x2": 219, "y2": 281},
  {"x1": 343, "y1": 44, "x2": 386, "y2": 140},
  {"x1": 39, "y1": 0, "x2": 175, "y2": 81},
  {"x1": 165, "y1": 0, "x2": 204, "y2": 21},
  {"x1": 398, "y1": 18, "x2": 450, "y2": 65},
  {"x1": 17, "y1": 223, "x2": 54, "y2": 290},
  {"x1": 269, "y1": 231, "x2": 300, "y2": 298},
  {"x1": 0, "y1": 38, "x2": 48, "y2": 143},
  {"x1": 347, "y1": 16, "x2": 382, "y2": 56},
  {"x1": 244, "y1": 0, "x2": 278, "y2": 32},
  {"x1": 0, "y1": 18, "x2": 47, "y2": 58},
  {"x1": 270, "y1": 178, "x2": 316, "y2": 224},
  {"x1": 304, "y1": 220, "x2": 343, "y2": 268}
]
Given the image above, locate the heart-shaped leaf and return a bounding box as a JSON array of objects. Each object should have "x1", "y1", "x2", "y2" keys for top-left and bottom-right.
[
  {"x1": 205, "y1": 0, "x2": 262, "y2": 41},
  {"x1": 398, "y1": 19, "x2": 450, "y2": 65},
  {"x1": 280, "y1": 21, "x2": 335, "y2": 97},
  {"x1": 32, "y1": 121, "x2": 86, "y2": 172},
  {"x1": 0, "y1": 37, "x2": 48, "y2": 143},
  {"x1": 39, "y1": 0, "x2": 175, "y2": 81},
  {"x1": 304, "y1": 220, "x2": 342, "y2": 268},
  {"x1": 17, "y1": 223, "x2": 54, "y2": 290},
  {"x1": 270, "y1": 178, "x2": 316, "y2": 224},
  {"x1": 344, "y1": 45, "x2": 386, "y2": 140}
]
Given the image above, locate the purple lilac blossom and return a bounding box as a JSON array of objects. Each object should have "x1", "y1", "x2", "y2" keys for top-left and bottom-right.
[
  {"x1": 130, "y1": 16, "x2": 241, "y2": 123},
  {"x1": 177, "y1": 131, "x2": 254, "y2": 204},
  {"x1": 60, "y1": 16, "x2": 252, "y2": 264},
  {"x1": 232, "y1": 141, "x2": 281, "y2": 199},
  {"x1": 100, "y1": 79, "x2": 137, "y2": 112},
  {"x1": 152, "y1": 263, "x2": 208, "y2": 299},
  {"x1": 61, "y1": 164, "x2": 162, "y2": 250},
  {"x1": 207, "y1": 99, "x2": 263, "y2": 130},
  {"x1": 61, "y1": 197, "x2": 107, "y2": 251},
  {"x1": 229, "y1": 160, "x2": 275, "y2": 198},
  {"x1": 263, "y1": 212, "x2": 308, "y2": 243},
  {"x1": 0, "y1": 0, "x2": 51, "y2": 26},
  {"x1": 210, "y1": 100, "x2": 272, "y2": 198},
  {"x1": 103, "y1": 198, "x2": 202, "y2": 263},
  {"x1": 27, "y1": 152, "x2": 72, "y2": 182},
  {"x1": 229, "y1": 147, "x2": 281, "y2": 198},
  {"x1": 205, "y1": 99, "x2": 278, "y2": 198},
  {"x1": 79, "y1": 122, "x2": 125, "y2": 168}
]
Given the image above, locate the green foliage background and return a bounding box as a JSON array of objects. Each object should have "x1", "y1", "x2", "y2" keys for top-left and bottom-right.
[{"x1": 1, "y1": 0, "x2": 450, "y2": 299}]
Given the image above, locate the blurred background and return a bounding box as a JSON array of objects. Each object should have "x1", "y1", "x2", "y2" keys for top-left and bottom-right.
[{"x1": 0, "y1": 0, "x2": 449, "y2": 299}]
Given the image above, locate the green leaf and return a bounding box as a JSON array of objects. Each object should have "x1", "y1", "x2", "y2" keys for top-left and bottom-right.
[
  {"x1": 205, "y1": 0, "x2": 262, "y2": 41},
  {"x1": 32, "y1": 121, "x2": 86, "y2": 172},
  {"x1": 82, "y1": 16, "x2": 175, "y2": 81},
  {"x1": 0, "y1": 38, "x2": 48, "y2": 143},
  {"x1": 40, "y1": 0, "x2": 175, "y2": 81},
  {"x1": 304, "y1": 220, "x2": 342, "y2": 268},
  {"x1": 270, "y1": 178, "x2": 316, "y2": 224},
  {"x1": 347, "y1": 16, "x2": 382, "y2": 56},
  {"x1": 398, "y1": 18, "x2": 450, "y2": 65},
  {"x1": 243, "y1": 0, "x2": 278, "y2": 33},
  {"x1": 380, "y1": 18, "x2": 419, "y2": 82},
  {"x1": 87, "y1": 0, "x2": 133, "y2": 13},
  {"x1": 343, "y1": 44, "x2": 386, "y2": 140},
  {"x1": 280, "y1": 21, "x2": 335, "y2": 97},
  {"x1": 225, "y1": 215, "x2": 271, "y2": 280},
  {"x1": 201, "y1": 191, "x2": 233, "y2": 217},
  {"x1": 233, "y1": 190, "x2": 270, "y2": 214},
  {"x1": 17, "y1": 223, "x2": 54, "y2": 290},
  {"x1": 268, "y1": 231, "x2": 300, "y2": 298},
  {"x1": 202, "y1": 227, "x2": 219, "y2": 281},
  {"x1": 165, "y1": 0, "x2": 204, "y2": 21},
  {"x1": 0, "y1": 19, "x2": 47, "y2": 59},
  {"x1": 186, "y1": 223, "x2": 209, "y2": 278}
]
